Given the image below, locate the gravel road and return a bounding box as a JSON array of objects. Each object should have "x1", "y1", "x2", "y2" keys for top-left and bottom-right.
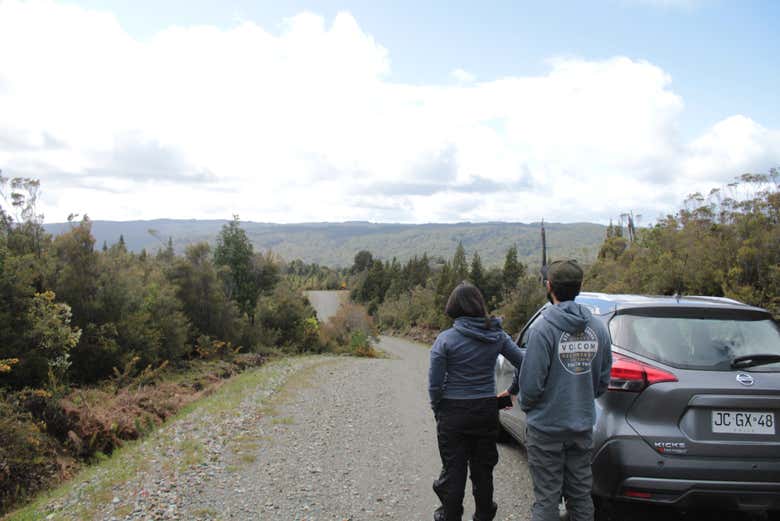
[
  {"x1": 183, "y1": 335, "x2": 534, "y2": 520},
  {"x1": 305, "y1": 290, "x2": 349, "y2": 322}
]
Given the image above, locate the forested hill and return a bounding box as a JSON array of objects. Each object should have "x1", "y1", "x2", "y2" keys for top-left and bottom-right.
[{"x1": 43, "y1": 220, "x2": 606, "y2": 267}]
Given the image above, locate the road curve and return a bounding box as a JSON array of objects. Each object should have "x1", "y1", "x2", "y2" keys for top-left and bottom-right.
[{"x1": 306, "y1": 290, "x2": 349, "y2": 322}]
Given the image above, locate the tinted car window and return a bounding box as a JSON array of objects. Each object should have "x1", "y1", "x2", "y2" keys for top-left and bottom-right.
[{"x1": 609, "y1": 315, "x2": 780, "y2": 371}]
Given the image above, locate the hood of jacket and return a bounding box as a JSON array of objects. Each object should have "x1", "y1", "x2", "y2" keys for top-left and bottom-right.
[
  {"x1": 453, "y1": 316, "x2": 505, "y2": 343},
  {"x1": 542, "y1": 300, "x2": 591, "y2": 334}
]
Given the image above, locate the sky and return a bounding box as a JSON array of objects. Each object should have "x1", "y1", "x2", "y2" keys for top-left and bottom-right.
[{"x1": 0, "y1": 0, "x2": 778, "y2": 224}]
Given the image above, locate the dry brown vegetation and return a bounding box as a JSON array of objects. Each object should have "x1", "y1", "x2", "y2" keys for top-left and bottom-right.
[{"x1": 0, "y1": 354, "x2": 267, "y2": 516}]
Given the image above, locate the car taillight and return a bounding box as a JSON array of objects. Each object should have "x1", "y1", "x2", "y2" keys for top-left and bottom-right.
[{"x1": 609, "y1": 353, "x2": 677, "y2": 392}]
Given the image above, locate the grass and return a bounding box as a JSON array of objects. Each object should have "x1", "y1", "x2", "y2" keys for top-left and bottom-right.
[
  {"x1": 2, "y1": 355, "x2": 333, "y2": 521},
  {"x1": 178, "y1": 437, "x2": 205, "y2": 470}
]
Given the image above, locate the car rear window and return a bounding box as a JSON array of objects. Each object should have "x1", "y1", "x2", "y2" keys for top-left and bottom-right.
[{"x1": 609, "y1": 314, "x2": 780, "y2": 371}]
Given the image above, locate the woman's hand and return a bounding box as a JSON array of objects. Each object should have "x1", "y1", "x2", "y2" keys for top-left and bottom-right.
[{"x1": 496, "y1": 389, "x2": 514, "y2": 410}]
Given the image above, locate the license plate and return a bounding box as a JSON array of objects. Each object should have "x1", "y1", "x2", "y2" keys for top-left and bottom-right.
[{"x1": 712, "y1": 411, "x2": 775, "y2": 435}]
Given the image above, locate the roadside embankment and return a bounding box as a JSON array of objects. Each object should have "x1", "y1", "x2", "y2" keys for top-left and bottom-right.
[{"x1": 4, "y1": 355, "x2": 335, "y2": 521}]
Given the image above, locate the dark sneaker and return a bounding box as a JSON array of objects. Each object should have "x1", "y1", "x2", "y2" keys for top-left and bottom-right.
[{"x1": 472, "y1": 501, "x2": 498, "y2": 521}]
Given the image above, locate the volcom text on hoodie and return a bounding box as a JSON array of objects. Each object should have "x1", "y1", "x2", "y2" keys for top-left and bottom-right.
[{"x1": 518, "y1": 301, "x2": 612, "y2": 434}]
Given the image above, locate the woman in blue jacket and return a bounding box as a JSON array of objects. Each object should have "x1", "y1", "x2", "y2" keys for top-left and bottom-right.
[{"x1": 429, "y1": 282, "x2": 525, "y2": 521}]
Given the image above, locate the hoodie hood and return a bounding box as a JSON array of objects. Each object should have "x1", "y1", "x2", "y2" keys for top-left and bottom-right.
[
  {"x1": 453, "y1": 316, "x2": 504, "y2": 343},
  {"x1": 542, "y1": 301, "x2": 591, "y2": 334}
]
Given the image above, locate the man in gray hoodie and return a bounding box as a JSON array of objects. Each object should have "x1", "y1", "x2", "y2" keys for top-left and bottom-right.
[{"x1": 516, "y1": 260, "x2": 611, "y2": 521}]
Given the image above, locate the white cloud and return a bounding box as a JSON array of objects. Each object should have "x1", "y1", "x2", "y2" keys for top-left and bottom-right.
[
  {"x1": 0, "y1": 0, "x2": 778, "y2": 225},
  {"x1": 451, "y1": 68, "x2": 476, "y2": 83}
]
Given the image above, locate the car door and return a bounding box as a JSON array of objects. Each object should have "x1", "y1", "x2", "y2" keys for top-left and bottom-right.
[{"x1": 497, "y1": 304, "x2": 548, "y2": 443}]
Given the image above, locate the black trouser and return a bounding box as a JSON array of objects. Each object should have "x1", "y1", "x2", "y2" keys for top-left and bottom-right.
[{"x1": 433, "y1": 397, "x2": 499, "y2": 521}]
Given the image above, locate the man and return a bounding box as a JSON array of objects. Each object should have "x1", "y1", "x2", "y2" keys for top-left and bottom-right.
[{"x1": 512, "y1": 260, "x2": 611, "y2": 521}]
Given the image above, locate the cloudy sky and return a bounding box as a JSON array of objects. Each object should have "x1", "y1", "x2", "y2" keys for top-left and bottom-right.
[{"x1": 0, "y1": 0, "x2": 778, "y2": 224}]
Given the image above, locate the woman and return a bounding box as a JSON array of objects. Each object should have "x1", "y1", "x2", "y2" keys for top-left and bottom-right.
[{"x1": 429, "y1": 282, "x2": 524, "y2": 521}]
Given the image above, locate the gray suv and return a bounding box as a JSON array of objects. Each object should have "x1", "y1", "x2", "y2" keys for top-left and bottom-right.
[{"x1": 495, "y1": 293, "x2": 780, "y2": 515}]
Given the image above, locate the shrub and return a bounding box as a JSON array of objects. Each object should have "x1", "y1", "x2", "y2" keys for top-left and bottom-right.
[
  {"x1": 375, "y1": 285, "x2": 445, "y2": 333},
  {"x1": 320, "y1": 302, "x2": 379, "y2": 356},
  {"x1": 255, "y1": 282, "x2": 324, "y2": 353},
  {"x1": 0, "y1": 399, "x2": 62, "y2": 515}
]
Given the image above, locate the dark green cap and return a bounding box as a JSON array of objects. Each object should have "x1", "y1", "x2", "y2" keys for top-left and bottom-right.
[{"x1": 544, "y1": 259, "x2": 583, "y2": 285}]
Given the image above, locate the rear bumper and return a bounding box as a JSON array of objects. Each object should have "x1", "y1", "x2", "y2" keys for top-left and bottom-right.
[{"x1": 592, "y1": 438, "x2": 780, "y2": 510}]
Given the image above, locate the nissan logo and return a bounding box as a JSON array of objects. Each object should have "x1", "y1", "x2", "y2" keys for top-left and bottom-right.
[{"x1": 736, "y1": 373, "x2": 755, "y2": 386}]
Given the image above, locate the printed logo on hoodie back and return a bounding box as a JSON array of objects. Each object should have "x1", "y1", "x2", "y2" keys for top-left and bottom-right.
[{"x1": 558, "y1": 327, "x2": 599, "y2": 375}]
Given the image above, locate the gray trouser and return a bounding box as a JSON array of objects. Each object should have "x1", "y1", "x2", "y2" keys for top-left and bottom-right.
[{"x1": 526, "y1": 427, "x2": 594, "y2": 521}]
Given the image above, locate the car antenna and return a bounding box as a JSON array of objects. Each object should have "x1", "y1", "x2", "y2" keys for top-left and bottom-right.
[{"x1": 540, "y1": 218, "x2": 548, "y2": 283}]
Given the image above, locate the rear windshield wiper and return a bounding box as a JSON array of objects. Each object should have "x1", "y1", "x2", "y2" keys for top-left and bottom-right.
[{"x1": 731, "y1": 354, "x2": 780, "y2": 369}]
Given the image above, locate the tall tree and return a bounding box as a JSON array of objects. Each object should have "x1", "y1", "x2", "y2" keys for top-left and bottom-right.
[
  {"x1": 451, "y1": 241, "x2": 469, "y2": 286},
  {"x1": 214, "y1": 216, "x2": 262, "y2": 323},
  {"x1": 51, "y1": 217, "x2": 99, "y2": 325},
  {"x1": 351, "y1": 250, "x2": 374, "y2": 274},
  {"x1": 470, "y1": 252, "x2": 485, "y2": 292},
  {"x1": 169, "y1": 242, "x2": 242, "y2": 344},
  {"x1": 502, "y1": 245, "x2": 525, "y2": 295}
]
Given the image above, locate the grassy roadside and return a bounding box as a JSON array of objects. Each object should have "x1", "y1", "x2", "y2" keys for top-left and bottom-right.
[{"x1": 3, "y1": 355, "x2": 335, "y2": 521}]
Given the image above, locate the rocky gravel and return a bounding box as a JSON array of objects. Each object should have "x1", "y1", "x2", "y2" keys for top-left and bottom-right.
[{"x1": 182, "y1": 335, "x2": 534, "y2": 521}]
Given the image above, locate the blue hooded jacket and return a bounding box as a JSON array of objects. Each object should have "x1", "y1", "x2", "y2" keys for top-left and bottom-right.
[
  {"x1": 428, "y1": 316, "x2": 524, "y2": 411},
  {"x1": 518, "y1": 301, "x2": 612, "y2": 434}
]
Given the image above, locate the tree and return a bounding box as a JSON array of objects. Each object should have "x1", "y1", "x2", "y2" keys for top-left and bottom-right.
[
  {"x1": 169, "y1": 242, "x2": 243, "y2": 345},
  {"x1": 435, "y1": 262, "x2": 453, "y2": 312},
  {"x1": 502, "y1": 245, "x2": 525, "y2": 295},
  {"x1": 214, "y1": 216, "x2": 262, "y2": 323},
  {"x1": 470, "y1": 252, "x2": 485, "y2": 292},
  {"x1": 25, "y1": 291, "x2": 81, "y2": 388},
  {"x1": 51, "y1": 217, "x2": 99, "y2": 325},
  {"x1": 451, "y1": 242, "x2": 469, "y2": 286},
  {"x1": 586, "y1": 171, "x2": 780, "y2": 319},
  {"x1": 351, "y1": 250, "x2": 374, "y2": 274}
]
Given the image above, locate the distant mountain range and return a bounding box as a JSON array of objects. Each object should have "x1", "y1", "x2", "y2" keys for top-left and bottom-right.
[{"x1": 43, "y1": 220, "x2": 607, "y2": 268}]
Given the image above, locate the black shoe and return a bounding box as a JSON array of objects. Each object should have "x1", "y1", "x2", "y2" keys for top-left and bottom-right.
[
  {"x1": 472, "y1": 501, "x2": 498, "y2": 521},
  {"x1": 434, "y1": 506, "x2": 446, "y2": 521}
]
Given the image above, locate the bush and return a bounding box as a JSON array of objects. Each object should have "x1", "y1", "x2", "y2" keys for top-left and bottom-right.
[
  {"x1": 320, "y1": 302, "x2": 379, "y2": 356},
  {"x1": 375, "y1": 285, "x2": 445, "y2": 334},
  {"x1": 0, "y1": 399, "x2": 62, "y2": 514},
  {"x1": 255, "y1": 282, "x2": 324, "y2": 353}
]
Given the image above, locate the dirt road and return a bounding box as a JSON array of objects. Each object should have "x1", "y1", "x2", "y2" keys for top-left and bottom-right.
[
  {"x1": 183, "y1": 335, "x2": 534, "y2": 520},
  {"x1": 305, "y1": 290, "x2": 349, "y2": 322}
]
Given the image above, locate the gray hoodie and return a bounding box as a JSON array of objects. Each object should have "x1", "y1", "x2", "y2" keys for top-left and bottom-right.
[
  {"x1": 429, "y1": 316, "x2": 524, "y2": 411},
  {"x1": 518, "y1": 301, "x2": 612, "y2": 434}
]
